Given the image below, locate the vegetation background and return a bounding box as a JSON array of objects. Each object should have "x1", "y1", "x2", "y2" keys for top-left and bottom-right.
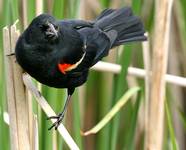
[{"x1": 0, "y1": 0, "x2": 186, "y2": 150}]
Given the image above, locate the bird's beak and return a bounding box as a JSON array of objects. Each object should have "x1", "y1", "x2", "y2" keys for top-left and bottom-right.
[{"x1": 46, "y1": 22, "x2": 58, "y2": 38}]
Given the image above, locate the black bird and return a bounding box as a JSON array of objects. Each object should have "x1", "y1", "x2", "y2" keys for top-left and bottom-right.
[{"x1": 15, "y1": 7, "x2": 146, "y2": 130}]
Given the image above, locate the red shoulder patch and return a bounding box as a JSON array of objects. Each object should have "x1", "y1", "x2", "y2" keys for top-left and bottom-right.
[{"x1": 58, "y1": 63, "x2": 73, "y2": 74}]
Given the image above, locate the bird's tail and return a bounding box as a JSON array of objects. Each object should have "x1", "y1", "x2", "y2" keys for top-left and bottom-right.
[{"x1": 94, "y1": 7, "x2": 146, "y2": 48}]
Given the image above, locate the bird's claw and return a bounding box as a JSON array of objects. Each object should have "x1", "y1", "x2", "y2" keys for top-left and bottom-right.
[{"x1": 47, "y1": 113, "x2": 64, "y2": 130}]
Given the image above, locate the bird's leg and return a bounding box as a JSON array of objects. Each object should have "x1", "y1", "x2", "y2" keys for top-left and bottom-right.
[
  {"x1": 47, "y1": 88, "x2": 75, "y2": 130},
  {"x1": 47, "y1": 95, "x2": 71, "y2": 130}
]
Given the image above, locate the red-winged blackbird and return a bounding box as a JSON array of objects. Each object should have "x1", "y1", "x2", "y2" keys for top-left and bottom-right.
[{"x1": 15, "y1": 7, "x2": 146, "y2": 130}]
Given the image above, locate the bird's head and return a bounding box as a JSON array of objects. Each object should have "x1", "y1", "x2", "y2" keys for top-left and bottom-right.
[{"x1": 25, "y1": 14, "x2": 59, "y2": 43}]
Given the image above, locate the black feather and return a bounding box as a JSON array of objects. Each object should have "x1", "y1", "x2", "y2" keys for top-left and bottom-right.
[{"x1": 94, "y1": 7, "x2": 146, "y2": 47}]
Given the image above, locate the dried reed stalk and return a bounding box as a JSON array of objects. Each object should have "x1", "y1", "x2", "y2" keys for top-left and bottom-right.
[
  {"x1": 3, "y1": 27, "x2": 19, "y2": 150},
  {"x1": 146, "y1": 0, "x2": 174, "y2": 149},
  {"x1": 92, "y1": 62, "x2": 186, "y2": 87},
  {"x1": 3, "y1": 23, "x2": 31, "y2": 149},
  {"x1": 22, "y1": 0, "x2": 28, "y2": 28},
  {"x1": 36, "y1": 0, "x2": 43, "y2": 16},
  {"x1": 142, "y1": 37, "x2": 151, "y2": 148}
]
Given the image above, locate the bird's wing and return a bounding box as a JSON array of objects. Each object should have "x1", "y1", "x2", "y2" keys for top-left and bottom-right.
[
  {"x1": 90, "y1": 32, "x2": 111, "y2": 66},
  {"x1": 77, "y1": 28, "x2": 113, "y2": 67}
]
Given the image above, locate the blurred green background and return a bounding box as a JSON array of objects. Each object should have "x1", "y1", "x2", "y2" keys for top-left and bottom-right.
[{"x1": 0, "y1": 0, "x2": 186, "y2": 150}]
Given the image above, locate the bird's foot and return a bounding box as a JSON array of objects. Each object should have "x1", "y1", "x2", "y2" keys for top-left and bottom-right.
[
  {"x1": 47, "y1": 113, "x2": 64, "y2": 130},
  {"x1": 6, "y1": 53, "x2": 15, "y2": 57}
]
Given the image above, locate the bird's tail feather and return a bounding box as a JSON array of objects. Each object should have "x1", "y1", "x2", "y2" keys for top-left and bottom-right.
[{"x1": 94, "y1": 7, "x2": 146, "y2": 47}]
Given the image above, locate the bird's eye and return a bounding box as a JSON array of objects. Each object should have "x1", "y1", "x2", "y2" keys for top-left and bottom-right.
[
  {"x1": 53, "y1": 24, "x2": 59, "y2": 30},
  {"x1": 39, "y1": 24, "x2": 48, "y2": 31}
]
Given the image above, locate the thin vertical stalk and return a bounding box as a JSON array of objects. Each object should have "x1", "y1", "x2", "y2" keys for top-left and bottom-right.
[
  {"x1": 22, "y1": 0, "x2": 28, "y2": 28},
  {"x1": 36, "y1": 0, "x2": 43, "y2": 16},
  {"x1": 142, "y1": 34, "x2": 151, "y2": 104},
  {"x1": 142, "y1": 35, "x2": 151, "y2": 148},
  {"x1": 26, "y1": 90, "x2": 33, "y2": 150},
  {"x1": 3, "y1": 27, "x2": 19, "y2": 150},
  {"x1": 146, "y1": 0, "x2": 174, "y2": 149},
  {"x1": 33, "y1": 115, "x2": 39, "y2": 150}
]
